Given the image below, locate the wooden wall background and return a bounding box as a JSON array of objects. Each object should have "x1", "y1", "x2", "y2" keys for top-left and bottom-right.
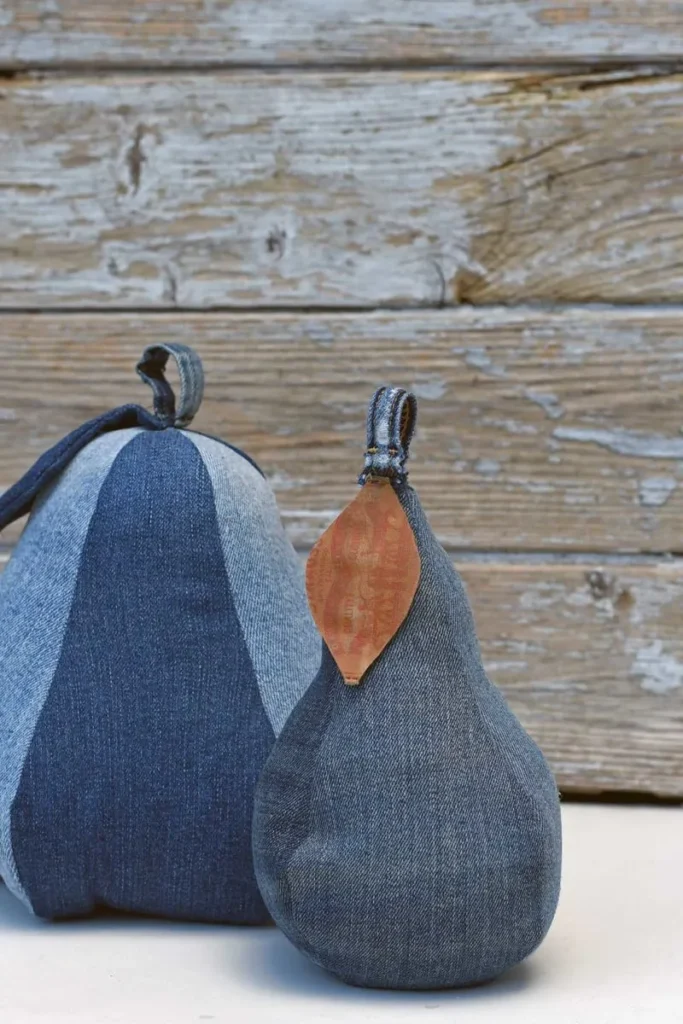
[{"x1": 1, "y1": 1, "x2": 682, "y2": 798}]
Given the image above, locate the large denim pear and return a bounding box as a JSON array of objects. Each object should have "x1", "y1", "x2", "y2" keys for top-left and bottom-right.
[
  {"x1": 253, "y1": 386, "x2": 562, "y2": 989},
  {"x1": 0, "y1": 344, "x2": 320, "y2": 923}
]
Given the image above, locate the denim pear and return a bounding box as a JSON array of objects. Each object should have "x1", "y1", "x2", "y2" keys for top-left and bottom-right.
[
  {"x1": 0, "y1": 344, "x2": 320, "y2": 922},
  {"x1": 253, "y1": 385, "x2": 562, "y2": 989}
]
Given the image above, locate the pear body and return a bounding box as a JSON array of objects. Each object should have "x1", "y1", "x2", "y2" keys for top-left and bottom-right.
[
  {"x1": 0, "y1": 419, "x2": 320, "y2": 922},
  {"x1": 253, "y1": 484, "x2": 561, "y2": 989}
]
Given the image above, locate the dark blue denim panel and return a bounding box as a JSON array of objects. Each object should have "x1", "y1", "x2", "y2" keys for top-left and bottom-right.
[
  {"x1": 253, "y1": 483, "x2": 562, "y2": 989},
  {"x1": 0, "y1": 405, "x2": 162, "y2": 532},
  {"x1": 10, "y1": 429, "x2": 274, "y2": 923}
]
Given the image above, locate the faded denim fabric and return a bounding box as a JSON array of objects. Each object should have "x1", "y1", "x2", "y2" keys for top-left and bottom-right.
[
  {"x1": 136, "y1": 343, "x2": 204, "y2": 428},
  {"x1": 253, "y1": 389, "x2": 562, "y2": 990},
  {"x1": 0, "y1": 429, "x2": 144, "y2": 908},
  {"x1": 0, "y1": 406, "x2": 160, "y2": 531},
  {"x1": 186, "y1": 433, "x2": 321, "y2": 737},
  {"x1": 359, "y1": 386, "x2": 417, "y2": 484},
  {"x1": 0, "y1": 345, "x2": 321, "y2": 922}
]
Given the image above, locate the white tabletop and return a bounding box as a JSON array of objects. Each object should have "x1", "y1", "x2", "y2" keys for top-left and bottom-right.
[{"x1": 1, "y1": 803, "x2": 681, "y2": 1024}]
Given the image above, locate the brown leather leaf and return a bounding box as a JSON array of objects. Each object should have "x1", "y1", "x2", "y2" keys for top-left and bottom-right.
[{"x1": 306, "y1": 479, "x2": 421, "y2": 685}]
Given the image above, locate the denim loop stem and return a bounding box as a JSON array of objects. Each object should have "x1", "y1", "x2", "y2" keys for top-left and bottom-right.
[
  {"x1": 136, "y1": 344, "x2": 205, "y2": 429},
  {"x1": 359, "y1": 386, "x2": 418, "y2": 485}
]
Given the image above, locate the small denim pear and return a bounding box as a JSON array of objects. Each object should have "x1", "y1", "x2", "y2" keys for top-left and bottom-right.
[{"x1": 253, "y1": 385, "x2": 561, "y2": 989}]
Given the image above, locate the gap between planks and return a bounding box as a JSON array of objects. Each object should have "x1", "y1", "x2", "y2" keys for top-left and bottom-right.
[
  {"x1": 3, "y1": 61, "x2": 683, "y2": 77},
  {"x1": 9, "y1": 302, "x2": 683, "y2": 316}
]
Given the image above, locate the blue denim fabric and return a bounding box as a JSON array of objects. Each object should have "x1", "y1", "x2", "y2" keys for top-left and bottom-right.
[
  {"x1": 0, "y1": 348, "x2": 321, "y2": 922},
  {"x1": 136, "y1": 343, "x2": 205, "y2": 428},
  {"x1": 0, "y1": 429, "x2": 145, "y2": 907},
  {"x1": 253, "y1": 480, "x2": 562, "y2": 989},
  {"x1": 359, "y1": 386, "x2": 417, "y2": 484},
  {"x1": 186, "y1": 433, "x2": 321, "y2": 738},
  {"x1": 0, "y1": 405, "x2": 161, "y2": 531}
]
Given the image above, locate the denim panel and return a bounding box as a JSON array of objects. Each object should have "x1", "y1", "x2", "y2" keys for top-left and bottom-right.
[
  {"x1": 253, "y1": 483, "x2": 561, "y2": 990},
  {"x1": 188, "y1": 429, "x2": 265, "y2": 478},
  {"x1": 10, "y1": 429, "x2": 274, "y2": 922},
  {"x1": 0, "y1": 406, "x2": 160, "y2": 531},
  {"x1": 0, "y1": 429, "x2": 144, "y2": 908},
  {"x1": 186, "y1": 432, "x2": 321, "y2": 737}
]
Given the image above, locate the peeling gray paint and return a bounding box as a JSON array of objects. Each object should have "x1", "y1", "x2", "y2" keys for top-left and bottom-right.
[
  {"x1": 481, "y1": 416, "x2": 538, "y2": 436},
  {"x1": 412, "y1": 377, "x2": 447, "y2": 401},
  {"x1": 638, "y1": 476, "x2": 678, "y2": 507},
  {"x1": 531, "y1": 681, "x2": 589, "y2": 693},
  {"x1": 633, "y1": 640, "x2": 683, "y2": 695},
  {"x1": 628, "y1": 577, "x2": 681, "y2": 627},
  {"x1": 523, "y1": 389, "x2": 565, "y2": 420},
  {"x1": 484, "y1": 659, "x2": 528, "y2": 673},
  {"x1": 461, "y1": 348, "x2": 508, "y2": 378},
  {"x1": 510, "y1": 477, "x2": 556, "y2": 495},
  {"x1": 474, "y1": 457, "x2": 501, "y2": 477},
  {"x1": 267, "y1": 471, "x2": 312, "y2": 492},
  {"x1": 554, "y1": 426, "x2": 683, "y2": 459}
]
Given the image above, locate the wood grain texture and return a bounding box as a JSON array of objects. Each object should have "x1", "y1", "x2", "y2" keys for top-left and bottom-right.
[
  {"x1": 0, "y1": 544, "x2": 678, "y2": 795},
  {"x1": 2, "y1": 1, "x2": 683, "y2": 67},
  {"x1": 464, "y1": 560, "x2": 683, "y2": 798},
  {"x1": 5, "y1": 69, "x2": 683, "y2": 307},
  {"x1": 2, "y1": 309, "x2": 683, "y2": 553}
]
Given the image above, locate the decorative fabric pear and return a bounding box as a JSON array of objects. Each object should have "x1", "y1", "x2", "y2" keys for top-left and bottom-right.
[
  {"x1": 0, "y1": 344, "x2": 320, "y2": 923},
  {"x1": 253, "y1": 385, "x2": 562, "y2": 989}
]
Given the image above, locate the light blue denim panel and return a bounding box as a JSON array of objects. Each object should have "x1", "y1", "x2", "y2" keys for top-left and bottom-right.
[
  {"x1": 0, "y1": 428, "x2": 143, "y2": 908},
  {"x1": 185, "y1": 432, "x2": 321, "y2": 735},
  {"x1": 253, "y1": 483, "x2": 562, "y2": 990}
]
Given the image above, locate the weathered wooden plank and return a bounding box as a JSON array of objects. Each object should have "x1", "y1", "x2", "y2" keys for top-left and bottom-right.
[
  {"x1": 0, "y1": 542, "x2": 679, "y2": 796},
  {"x1": 2, "y1": 309, "x2": 683, "y2": 553},
  {"x1": 2, "y1": 1, "x2": 683, "y2": 67},
  {"x1": 4, "y1": 70, "x2": 683, "y2": 307},
  {"x1": 465, "y1": 560, "x2": 683, "y2": 798}
]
